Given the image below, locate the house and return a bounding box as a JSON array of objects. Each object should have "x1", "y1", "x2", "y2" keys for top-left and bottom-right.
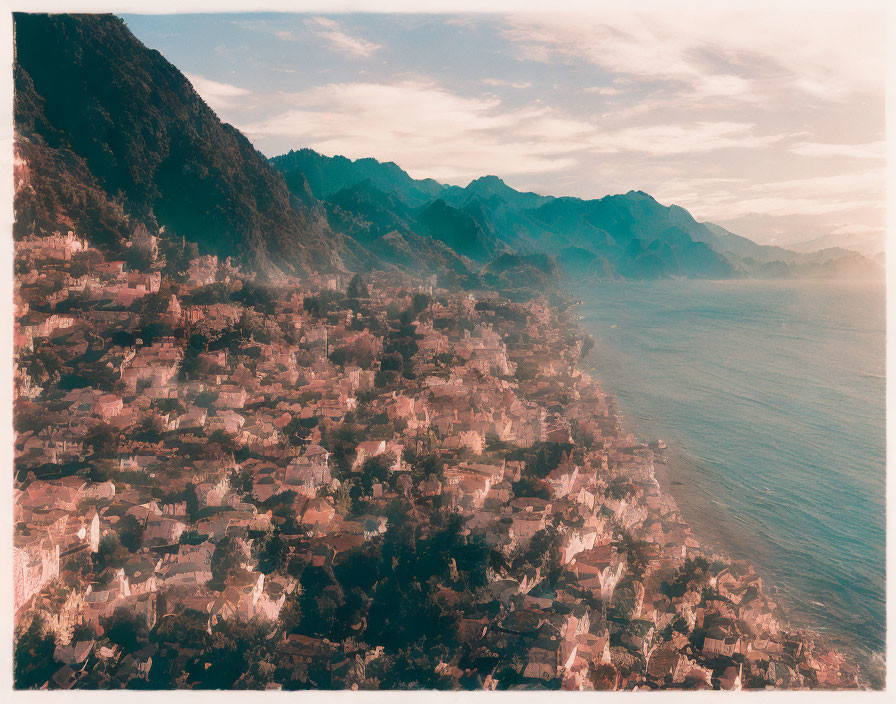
[
  {"x1": 54, "y1": 640, "x2": 94, "y2": 666},
  {"x1": 572, "y1": 544, "x2": 626, "y2": 602},
  {"x1": 510, "y1": 510, "x2": 547, "y2": 547},
  {"x1": 13, "y1": 537, "x2": 60, "y2": 616},
  {"x1": 302, "y1": 498, "x2": 336, "y2": 532},
  {"x1": 18, "y1": 231, "x2": 87, "y2": 260},
  {"x1": 545, "y1": 462, "x2": 578, "y2": 499},
  {"x1": 702, "y1": 624, "x2": 742, "y2": 657},
  {"x1": 143, "y1": 515, "x2": 187, "y2": 544},
  {"x1": 523, "y1": 644, "x2": 558, "y2": 680},
  {"x1": 216, "y1": 385, "x2": 247, "y2": 409},
  {"x1": 160, "y1": 561, "x2": 212, "y2": 588},
  {"x1": 285, "y1": 444, "x2": 331, "y2": 497},
  {"x1": 352, "y1": 440, "x2": 385, "y2": 470},
  {"x1": 93, "y1": 394, "x2": 123, "y2": 421}
]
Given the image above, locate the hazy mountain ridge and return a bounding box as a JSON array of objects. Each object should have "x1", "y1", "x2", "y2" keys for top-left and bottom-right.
[
  {"x1": 13, "y1": 13, "x2": 879, "y2": 289},
  {"x1": 273, "y1": 148, "x2": 880, "y2": 282}
]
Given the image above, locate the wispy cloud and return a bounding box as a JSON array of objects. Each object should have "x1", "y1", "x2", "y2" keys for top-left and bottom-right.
[
  {"x1": 482, "y1": 78, "x2": 532, "y2": 89},
  {"x1": 184, "y1": 72, "x2": 248, "y2": 111},
  {"x1": 242, "y1": 81, "x2": 574, "y2": 181},
  {"x1": 830, "y1": 223, "x2": 882, "y2": 237},
  {"x1": 501, "y1": 12, "x2": 884, "y2": 103},
  {"x1": 653, "y1": 169, "x2": 885, "y2": 221},
  {"x1": 305, "y1": 17, "x2": 381, "y2": 58},
  {"x1": 240, "y1": 81, "x2": 784, "y2": 184},
  {"x1": 788, "y1": 141, "x2": 885, "y2": 160}
]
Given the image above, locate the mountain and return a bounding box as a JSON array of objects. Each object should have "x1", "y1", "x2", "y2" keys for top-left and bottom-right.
[
  {"x1": 787, "y1": 231, "x2": 884, "y2": 259},
  {"x1": 272, "y1": 147, "x2": 880, "y2": 283},
  {"x1": 14, "y1": 13, "x2": 880, "y2": 288},
  {"x1": 271, "y1": 149, "x2": 444, "y2": 208},
  {"x1": 440, "y1": 175, "x2": 554, "y2": 211},
  {"x1": 13, "y1": 13, "x2": 343, "y2": 276}
]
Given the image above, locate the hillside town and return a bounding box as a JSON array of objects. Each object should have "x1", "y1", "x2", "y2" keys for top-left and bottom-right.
[{"x1": 12, "y1": 226, "x2": 867, "y2": 691}]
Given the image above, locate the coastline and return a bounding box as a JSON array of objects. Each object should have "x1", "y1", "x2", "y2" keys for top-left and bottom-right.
[
  {"x1": 569, "y1": 299, "x2": 884, "y2": 688},
  {"x1": 12, "y1": 264, "x2": 879, "y2": 690}
]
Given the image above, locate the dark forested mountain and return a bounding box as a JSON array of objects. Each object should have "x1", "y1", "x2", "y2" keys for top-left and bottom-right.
[
  {"x1": 13, "y1": 13, "x2": 343, "y2": 275},
  {"x1": 14, "y1": 12, "x2": 880, "y2": 287},
  {"x1": 271, "y1": 149, "x2": 445, "y2": 208}
]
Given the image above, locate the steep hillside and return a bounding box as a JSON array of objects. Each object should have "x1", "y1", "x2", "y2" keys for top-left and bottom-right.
[{"x1": 13, "y1": 13, "x2": 342, "y2": 275}]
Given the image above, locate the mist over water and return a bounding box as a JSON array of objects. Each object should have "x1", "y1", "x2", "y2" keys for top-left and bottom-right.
[{"x1": 574, "y1": 279, "x2": 885, "y2": 656}]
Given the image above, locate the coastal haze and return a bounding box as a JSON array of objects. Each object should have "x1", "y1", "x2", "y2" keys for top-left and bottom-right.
[{"x1": 10, "y1": 7, "x2": 887, "y2": 693}]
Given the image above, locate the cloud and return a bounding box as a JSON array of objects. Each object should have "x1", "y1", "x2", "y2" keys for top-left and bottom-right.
[
  {"x1": 584, "y1": 86, "x2": 622, "y2": 96},
  {"x1": 273, "y1": 30, "x2": 297, "y2": 42},
  {"x1": 239, "y1": 81, "x2": 784, "y2": 184},
  {"x1": 501, "y1": 12, "x2": 885, "y2": 103},
  {"x1": 585, "y1": 122, "x2": 785, "y2": 157},
  {"x1": 830, "y1": 223, "x2": 882, "y2": 237},
  {"x1": 788, "y1": 141, "x2": 885, "y2": 160},
  {"x1": 652, "y1": 169, "x2": 885, "y2": 221},
  {"x1": 241, "y1": 81, "x2": 578, "y2": 181},
  {"x1": 482, "y1": 78, "x2": 532, "y2": 89},
  {"x1": 305, "y1": 17, "x2": 381, "y2": 58},
  {"x1": 184, "y1": 73, "x2": 248, "y2": 111}
]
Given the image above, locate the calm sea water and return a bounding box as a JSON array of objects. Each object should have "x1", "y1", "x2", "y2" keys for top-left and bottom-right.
[{"x1": 574, "y1": 279, "x2": 885, "y2": 658}]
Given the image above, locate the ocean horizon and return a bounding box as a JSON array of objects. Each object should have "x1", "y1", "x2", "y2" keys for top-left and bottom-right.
[{"x1": 576, "y1": 278, "x2": 886, "y2": 663}]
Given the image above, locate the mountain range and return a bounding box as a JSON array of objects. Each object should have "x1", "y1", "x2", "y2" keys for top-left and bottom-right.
[{"x1": 13, "y1": 13, "x2": 882, "y2": 294}]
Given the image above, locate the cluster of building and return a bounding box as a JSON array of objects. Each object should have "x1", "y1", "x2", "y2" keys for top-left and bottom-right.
[{"x1": 12, "y1": 229, "x2": 865, "y2": 690}]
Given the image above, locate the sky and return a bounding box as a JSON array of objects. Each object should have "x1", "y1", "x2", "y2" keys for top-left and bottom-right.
[{"x1": 121, "y1": 11, "x2": 887, "y2": 255}]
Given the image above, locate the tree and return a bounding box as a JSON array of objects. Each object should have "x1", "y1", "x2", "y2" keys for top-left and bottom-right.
[
  {"x1": 512, "y1": 476, "x2": 550, "y2": 501},
  {"x1": 193, "y1": 619, "x2": 274, "y2": 689},
  {"x1": 151, "y1": 609, "x2": 211, "y2": 651},
  {"x1": 359, "y1": 454, "x2": 392, "y2": 494},
  {"x1": 193, "y1": 390, "x2": 219, "y2": 409},
  {"x1": 70, "y1": 622, "x2": 97, "y2": 643},
  {"x1": 255, "y1": 530, "x2": 286, "y2": 575},
  {"x1": 346, "y1": 273, "x2": 368, "y2": 299},
  {"x1": 117, "y1": 514, "x2": 145, "y2": 552},
  {"x1": 518, "y1": 526, "x2": 563, "y2": 584},
  {"x1": 334, "y1": 479, "x2": 357, "y2": 517},
  {"x1": 105, "y1": 607, "x2": 143, "y2": 653},
  {"x1": 133, "y1": 415, "x2": 164, "y2": 443},
  {"x1": 380, "y1": 352, "x2": 403, "y2": 372},
  {"x1": 84, "y1": 423, "x2": 119, "y2": 459},
  {"x1": 209, "y1": 536, "x2": 245, "y2": 589},
  {"x1": 295, "y1": 565, "x2": 346, "y2": 638},
  {"x1": 660, "y1": 556, "x2": 711, "y2": 598},
  {"x1": 408, "y1": 452, "x2": 444, "y2": 481},
  {"x1": 411, "y1": 292, "x2": 430, "y2": 315},
  {"x1": 14, "y1": 616, "x2": 57, "y2": 689},
  {"x1": 93, "y1": 532, "x2": 127, "y2": 572}
]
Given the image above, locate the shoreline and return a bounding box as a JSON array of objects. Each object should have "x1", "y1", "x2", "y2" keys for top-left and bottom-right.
[{"x1": 569, "y1": 298, "x2": 884, "y2": 686}]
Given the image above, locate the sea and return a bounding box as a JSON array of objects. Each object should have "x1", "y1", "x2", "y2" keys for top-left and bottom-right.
[{"x1": 574, "y1": 278, "x2": 886, "y2": 668}]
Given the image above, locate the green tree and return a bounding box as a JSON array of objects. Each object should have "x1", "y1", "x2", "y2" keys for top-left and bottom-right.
[
  {"x1": 105, "y1": 607, "x2": 144, "y2": 653},
  {"x1": 14, "y1": 616, "x2": 57, "y2": 689},
  {"x1": 84, "y1": 423, "x2": 119, "y2": 459},
  {"x1": 255, "y1": 530, "x2": 286, "y2": 575},
  {"x1": 346, "y1": 273, "x2": 368, "y2": 299},
  {"x1": 411, "y1": 292, "x2": 431, "y2": 315},
  {"x1": 209, "y1": 536, "x2": 245, "y2": 589},
  {"x1": 360, "y1": 454, "x2": 392, "y2": 494},
  {"x1": 94, "y1": 532, "x2": 127, "y2": 572},
  {"x1": 117, "y1": 514, "x2": 145, "y2": 552}
]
